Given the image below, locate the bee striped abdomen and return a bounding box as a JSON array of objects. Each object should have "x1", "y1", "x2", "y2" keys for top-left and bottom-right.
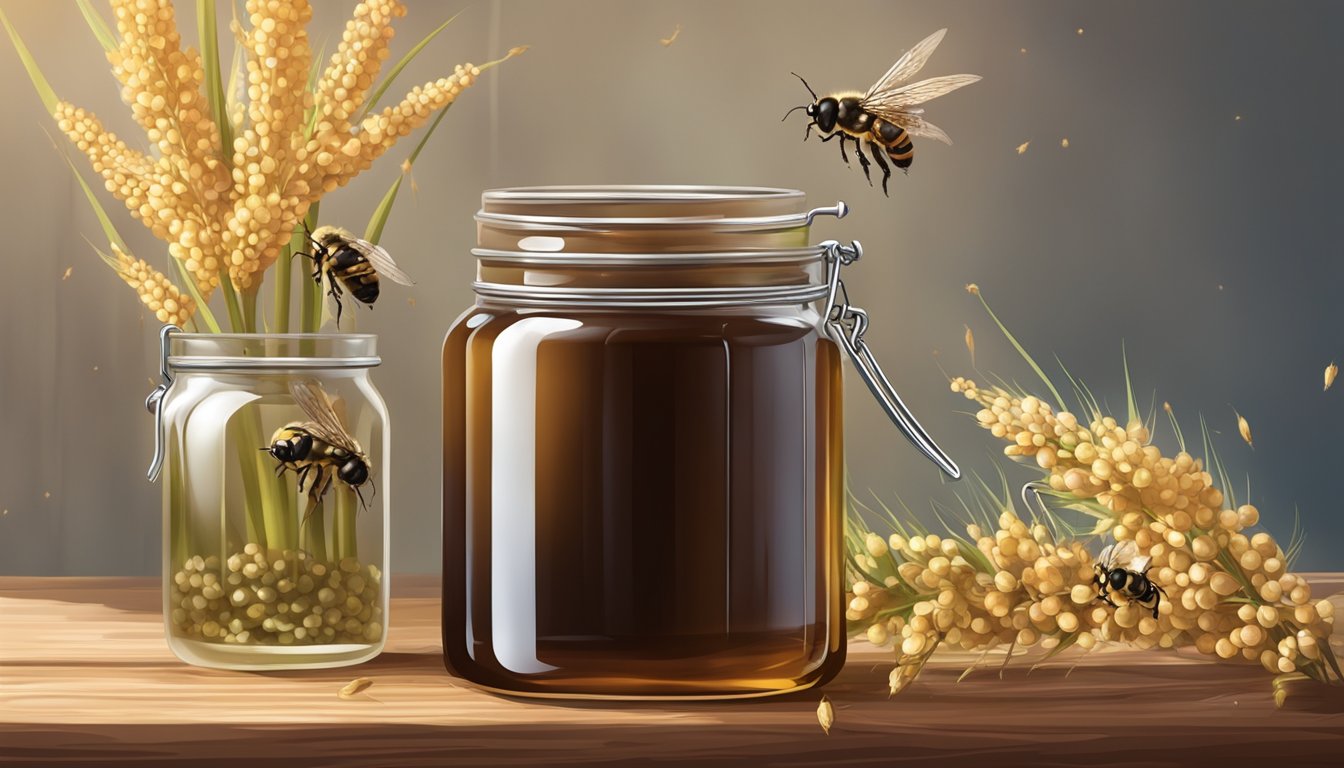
[
  {"x1": 330, "y1": 246, "x2": 381, "y2": 304},
  {"x1": 873, "y1": 119, "x2": 915, "y2": 169}
]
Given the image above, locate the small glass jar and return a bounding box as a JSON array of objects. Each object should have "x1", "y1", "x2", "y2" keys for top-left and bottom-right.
[
  {"x1": 442, "y1": 186, "x2": 958, "y2": 698},
  {"x1": 146, "y1": 332, "x2": 390, "y2": 670}
]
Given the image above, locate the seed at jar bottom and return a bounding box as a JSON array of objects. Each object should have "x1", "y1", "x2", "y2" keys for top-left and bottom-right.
[{"x1": 169, "y1": 549, "x2": 384, "y2": 647}]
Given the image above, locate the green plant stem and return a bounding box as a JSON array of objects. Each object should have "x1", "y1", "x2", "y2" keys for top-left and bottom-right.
[
  {"x1": 197, "y1": 0, "x2": 233, "y2": 157},
  {"x1": 275, "y1": 240, "x2": 295, "y2": 334},
  {"x1": 299, "y1": 202, "x2": 322, "y2": 334},
  {"x1": 241, "y1": 285, "x2": 259, "y2": 333},
  {"x1": 304, "y1": 500, "x2": 328, "y2": 562},
  {"x1": 254, "y1": 431, "x2": 292, "y2": 551},
  {"x1": 335, "y1": 487, "x2": 357, "y2": 560},
  {"x1": 169, "y1": 434, "x2": 191, "y2": 563},
  {"x1": 231, "y1": 414, "x2": 268, "y2": 550},
  {"x1": 220, "y1": 277, "x2": 246, "y2": 333}
]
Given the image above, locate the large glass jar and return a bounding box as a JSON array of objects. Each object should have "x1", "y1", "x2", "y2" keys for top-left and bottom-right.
[
  {"x1": 147, "y1": 332, "x2": 390, "y2": 670},
  {"x1": 442, "y1": 186, "x2": 958, "y2": 698}
]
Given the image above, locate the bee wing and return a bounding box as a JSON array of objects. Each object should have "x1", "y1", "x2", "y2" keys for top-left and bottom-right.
[
  {"x1": 865, "y1": 73, "x2": 982, "y2": 112},
  {"x1": 1130, "y1": 555, "x2": 1152, "y2": 574},
  {"x1": 1108, "y1": 539, "x2": 1139, "y2": 569},
  {"x1": 869, "y1": 109, "x2": 956, "y2": 145},
  {"x1": 289, "y1": 379, "x2": 363, "y2": 455},
  {"x1": 863, "y1": 28, "x2": 947, "y2": 100},
  {"x1": 1097, "y1": 544, "x2": 1115, "y2": 568},
  {"x1": 347, "y1": 238, "x2": 415, "y2": 287}
]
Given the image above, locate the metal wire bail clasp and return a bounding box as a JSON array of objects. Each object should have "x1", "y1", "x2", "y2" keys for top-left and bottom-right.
[
  {"x1": 144, "y1": 324, "x2": 179, "y2": 482},
  {"x1": 819, "y1": 239, "x2": 961, "y2": 479}
]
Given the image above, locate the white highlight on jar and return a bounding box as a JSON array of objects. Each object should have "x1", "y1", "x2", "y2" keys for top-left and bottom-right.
[{"x1": 490, "y1": 316, "x2": 581, "y2": 674}]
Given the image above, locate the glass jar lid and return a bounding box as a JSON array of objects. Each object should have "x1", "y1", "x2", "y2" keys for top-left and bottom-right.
[
  {"x1": 166, "y1": 333, "x2": 380, "y2": 371},
  {"x1": 473, "y1": 186, "x2": 848, "y2": 308}
]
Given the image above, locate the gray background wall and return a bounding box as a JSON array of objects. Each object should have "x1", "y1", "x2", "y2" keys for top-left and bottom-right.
[{"x1": 2, "y1": 1, "x2": 1341, "y2": 575}]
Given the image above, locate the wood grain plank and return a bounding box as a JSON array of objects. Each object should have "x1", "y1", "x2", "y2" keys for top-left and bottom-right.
[{"x1": 2, "y1": 577, "x2": 1342, "y2": 767}]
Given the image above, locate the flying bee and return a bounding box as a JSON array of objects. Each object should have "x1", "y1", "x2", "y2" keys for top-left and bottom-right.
[
  {"x1": 783, "y1": 28, "x2": 981, "y2": 195},
  {"x1": 303, "y1": 225, "x2": 414, "y2": 326},
  {"x1": 265, "y1": 379, "x2": 373, "y2": 518},
  {"x1": 1093, "y1": 539, "x2": 1168, "y2": 619}
]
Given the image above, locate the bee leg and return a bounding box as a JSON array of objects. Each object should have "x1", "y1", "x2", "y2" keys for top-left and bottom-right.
[
  {"x1": 326, "y1": 276, "x2": 345, "y2": 327},
  {"x1": 316, "y1": 466, "x2": 334, "y2": 501},
  {"x1": 803, "y1": 121, "x2": 815, "y2": 142},
  {"x1": 869, "y1": 141, "x2": 891, "y2": 197},
  {"x1": 354, "y1": 480, "x2": 372, "y2": 512},
  {"x1": 296, "y1": 463, "x2": 313, "y2": 493},
  {"x1": 853, "y1": 137, "x2": 873, "y2": 186},
  {"x1": 817, "y1": 131, "x2": 849, "y2": 166}
]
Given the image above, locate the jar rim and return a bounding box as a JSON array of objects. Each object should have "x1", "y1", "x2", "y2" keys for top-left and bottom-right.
[
  {"x1": 477, "y1": 185, "x2": 813, "y2": 230},
  {"x1": 482, "y1": 185, "x2": 805, "y2": 205},
  {"x1": 166, "y1": 332, "x2": 380, "y2": 370}
]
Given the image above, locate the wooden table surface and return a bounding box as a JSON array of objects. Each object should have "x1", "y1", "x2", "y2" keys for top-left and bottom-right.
[{"x1": 3, "y1": 576, "x2": 1343, "y2": 767}]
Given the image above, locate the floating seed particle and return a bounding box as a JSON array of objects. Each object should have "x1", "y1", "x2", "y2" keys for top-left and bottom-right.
[
  {"x1": 816, "y1": 695, "x2": 834, "y2": 734},
  {"x1": 1324, "y1": 363, "x2": 1337, "y2": 391},
  {"x1": 1076, "y1": 28, "x2": 1084, "y2": 35},
  {"x1": 62, "y1": 266, "x2": 73, "y2": 280},
  {"x1": 1019, "y1": 47, "x2": 1027, "y2": 54},
  {"x1": 338, "y1": 677, "x2": 374, "y2": 700},
  {"x1": 965, "y1": 325, "x2": 976, "y2": 366},
  {"x1": 1016, "y1": 141, "x2": 1030, "y2": 155},
  {"x1": 1235, "y1": 115, "x2": 1242, "y2": 122},
  {"x1": 1234, "y1": 410, "x2": 1253, "y2": 448},
  {"x1": 660, "y1": 24, "x2": 682, "y2": 47},
  {"x1": 43, "y1": 492, "x2": 51, "y2": 499},
  {"x1": 1061, "y1": 138, "x2": 1070, "y2": 148}
]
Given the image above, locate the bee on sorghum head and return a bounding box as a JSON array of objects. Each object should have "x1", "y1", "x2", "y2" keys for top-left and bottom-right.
[
  {"x1": 783, "y1": 28, "x2": 980, "y2": 195},
  {"x1": 1094, "y1": 539, "x2": 1168, "y2": 619}
]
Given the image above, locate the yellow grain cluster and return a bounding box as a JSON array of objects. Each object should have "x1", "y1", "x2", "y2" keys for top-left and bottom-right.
[
  {"x1": 53, "y1": 0, "x2": 505, "y2": 297},
  {"x1": 848, "y1": 377, "x2": 1339, "y2": 695},
  {"x1": 850, "y1": 508, "x2": 1131, "y2": 695},
  {"x1": 110, "y1": 244, "x2": 196, "y2": 326},
  {"x1": 220, "y1": 0, "x2": 315, "y2": 287}
]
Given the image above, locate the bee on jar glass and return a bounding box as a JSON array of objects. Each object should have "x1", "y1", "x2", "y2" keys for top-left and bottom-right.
[
  {"x1": 783, "y1": 28, "x2": 981, "y2": 195},
  {"x1": 303, "y1": 225, "x2": 415, "y2": 326},
  {"x1": 265, "y1": 379, "x2": 373, "y2": 517},
  {"x1": 1093, "y1": 539, "x2": 1168, "y2": 619}
]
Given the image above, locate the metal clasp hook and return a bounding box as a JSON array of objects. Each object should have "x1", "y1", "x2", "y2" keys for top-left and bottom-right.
[
  {"x1": 819, "y1": 237, "x2": 961, "y2": 480},
  {"x1": 145, "y1": 324, "x2": 179, "y2": 482},
  {"x1": 805, "y1": 201, "x2": 849, "y2": 226}
]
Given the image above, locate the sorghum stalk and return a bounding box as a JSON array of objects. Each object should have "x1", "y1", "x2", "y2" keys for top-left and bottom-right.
[
  {"x1": 299, "y1": 201, "x2": 322, "y2": 334},
  {"x1": 303, "y1": 497, "x2": 327, "y2": 562},
  {"x1": 335, "y1": 487, "x2": 357, "y2": 561}
]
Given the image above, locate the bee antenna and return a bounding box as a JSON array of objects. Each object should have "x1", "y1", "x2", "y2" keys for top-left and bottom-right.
[
  {"x1": 781, "y1": 105, "x2": 807, "y2": 122},
  {"x1": 791, "y1": 71, "x2": 817, "y2": 100}
]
